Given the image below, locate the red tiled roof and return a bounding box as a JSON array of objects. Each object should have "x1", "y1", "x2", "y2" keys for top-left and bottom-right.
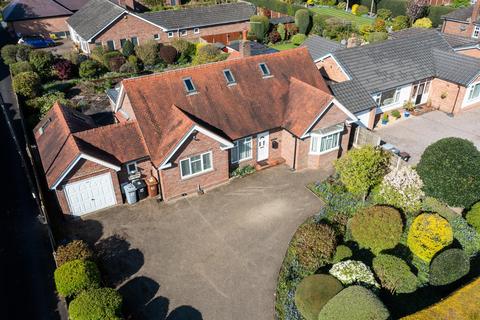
[{"x1": 121, "y1": 47, "x2": 333, "y2": 166}]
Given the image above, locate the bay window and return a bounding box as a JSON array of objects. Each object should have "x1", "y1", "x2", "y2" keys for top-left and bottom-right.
[
  {"x1": 231, "y1": 137, "x2": 252, "y2": 163},
  {"x1": 379, "y1": 88, "x2": 401, "y2": 106},
  {"x1": 467, "y1": 82, "x2": 480, "y2": 103},
  {"x1": 310, "y1": 131, "x2": 341, "y2": 154},
  {"x1": 180, "y1": 151, "x2": 212, "y2": 178}
]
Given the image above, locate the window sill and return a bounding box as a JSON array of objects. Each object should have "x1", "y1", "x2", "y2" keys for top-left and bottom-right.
[
  {"x1": 262, "y1": 75, "x2": 274, "y2": 79},
  {"x1": 180, "y1": 168, "x2": 214, "y2": 180},
  {"x1": 231, "y1": 155, "x2": 253, "y2": 165},
  {"x1": 309, "y1": 146, "x2": 339, "y2": 156}
]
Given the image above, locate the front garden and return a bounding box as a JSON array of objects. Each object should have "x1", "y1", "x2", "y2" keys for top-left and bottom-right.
[{"x1": 275, "y1": 138, "x2": 480, "y2": 320}]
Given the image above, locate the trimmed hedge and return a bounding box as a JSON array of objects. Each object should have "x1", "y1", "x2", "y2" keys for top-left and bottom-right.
[
  {"x1": 349, "y1": 206, "x2": 403, "y2": 255},
  {"x1": 295, "y1": 9, "x2": 310, "y2": 34},
  {"x1": 54, "y1": 259, "x2": 100, "y2": 297},
  {"x1": 361, "y1": 0, "x2": 406, "y2": 16},
  {"x1": 466, "y1": 202, "x2": 480, "y2": 233},
  {"x1": 373, "y1": 254, "x2": 418, "y2": 294},
  {"x1": 294, "y1": 274, "x2": 343, "y2": 320},
  {"x1": 245, "y1": 0, "x2": 307, "y2": 16},
  {"x1": 318, "y1": 286, "x2": 390, "y2": 320},
  {"x1": 69, "y1": 288, "x2": 122, "y2": 320},
  {"x1": 56, "y1": 240, "x2": 94, "y2": 266},
  {"x1": 429, "y1": 249, "x2": 470, "y2": 286}
]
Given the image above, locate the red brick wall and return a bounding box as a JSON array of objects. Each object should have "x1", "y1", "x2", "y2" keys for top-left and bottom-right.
[
  {"x1": 316, "y1": 56, "x2": 349, "y2": 83},
  {"x1": 10, "y1": 16, "x2": 69, "y2": 36},
  {"x1": 117, "y1": 158, "x2": 158, "y2": 185},
  {"x1": 160, "y1": 21, "x2": 249, "y2": 44},
  {"x1": 442, "y1": 20, "x2": 474, "y2": 38},
  {"x1": 430, "y1": 78, "x2": 464, "y2": 114},
  {"x1": 281, "y1": 129, "x2": 296, "y2": 168},
  {"x1": 159, "y1": 131, "x2": 229, "y2": 200},
  {"x1": 311, "y1": 104, "x2": 349, "y2": 131}
]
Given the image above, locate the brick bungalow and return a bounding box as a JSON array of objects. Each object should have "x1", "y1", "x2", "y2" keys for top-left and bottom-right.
[
  {"x1": 67, "y1": 0, "x2": 255, "y2": 53},
  {"x1": 303, "y1": 30, "x2": 480, "y2": 130},
  {"x1": 2, "y1": 0, "x2": 88, "y2": 37},
  {"x1": 35, "y1": 47, "x2": 357, "y2": 216}
]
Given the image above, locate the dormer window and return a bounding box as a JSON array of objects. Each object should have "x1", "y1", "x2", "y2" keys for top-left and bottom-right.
[
  {"x1": 38, "y1": 118, "x2": 51, "y2": 135},
  {"x1": 259, "y1": 63, "x2": 271, "y2": 77},
  {"x1": 223, "y1": 69, "x2": 236, "y2": 85},
  {"x1": 183, "y1": 77, "x2": 196, "y2": 94}
]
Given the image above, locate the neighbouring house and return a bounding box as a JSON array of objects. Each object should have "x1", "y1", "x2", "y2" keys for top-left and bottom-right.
[
  {"x1": 441, "y1": 2, "x2": 480, "y2": 40},
  {"x1": 303, "y1": 30, "x2": 480, "y2": 129},
  {"x1": 226, "y1": 39, "x2": 278, "y2": 59},
  {"x1": 67, "y1": 0, "x2": 255, "y2": 53},
  {"x1": 35, "y1": 47, "x2": 358, "y2": 215},
  {"x1": 2, "y1": 0, "x2": 89, "y2": 37}
]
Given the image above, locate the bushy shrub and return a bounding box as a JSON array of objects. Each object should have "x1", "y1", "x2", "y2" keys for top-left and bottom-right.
[
  {"x1": 16, "y1": 45, "x2": 32, "y2": 62},
  {"x1": 159, "y1": 45, "x2": 177, "y2": 64},
  {"x1": 12, "y1": 71, "x2": 41, "y2": 98},
  {"x1": 318, "y1": 286, "x2": 390, "y2": 320},
  {"x1": 29, "y1": 50, "x2": 54, "y2": 78},
  {"x1": 294, "y1": 274, "x2": 343, "y2": 320},
  {"x1": 367, "y1": 31, "x2": 388, "y2": 43},
  {"x1": 101, "y1": 51, "x2": 123, "y2": 69},
  {"x1": 54, "y1": 259, "x2": 100, "y2": 297},
  {"x1": 277, "y1": 23, "x2": 287, "y2": 41},
  {"x1": 268, "y1": 30, "x2": 281, "y2": 44},
  {"x1": 329, "y1": 260, "x2": 379, "y2": 288},
  {"x1": 250, "y1": 15, "x2": 270, "y2": 41},
  {"x1": 417, "y1": 138, "x2": 480, "y2": 208},
  {"x1": 332, "y1": 245, "x2": 352, "y2": 263},
  {"x1": 26, "y1": 91, "x2": 70, "y2": 117},
  {"x1": 413, "y1": 17, "x2": 432, "y2": 28},
  {"x1": 352, "y1": 4, "x2": 360, "y2": 14},
  {"x1": 1, "y1": 44, "x2": 19, "y2": 64},
  {"x1": 10, "y1": 61, "x2": 32, "y2": 76},
  {"x1": 69, "y1": 288, "x2": 122, "y2": 320},
  {"x1": 392, "y1": 15, "x2": 410, "y2": 30},
  {"x1": 231, "y1": 165, "x2": 255, "y2": 178},
  {"x1": 377, "y1": 8, "x2": 392, "y2": 20},
  {"x1": 375, "y1": 166, "x2": 424, "y2": 215},
  {"x1": 295, "y1": 9, "x2": 310, "y2": 34},
  {"x1": 311, "y1": 14, "x2": 329, "y2": 36},
  {"x1": 349, "y1": 206, "x2": 403, "y2": 255},
  {"x1": 334, "y1": 145, "x2": 390, "y2": 199},
  {"x1": 452, "y1": 0, "x2": 470, "y2": 7},
  {"x1": 373, "y1": 18, "x2": 387, "y2": 32},
  {"x1": 407, "y1": 213, "x2": 453, "y2": 262},
  {"x1": 291, "y1": 33, "x2": 307, "y2": 45},
  {"x1": 79, "y1": 60, "x2": 104, "y2": 78},
  {"x1": 119, "y1": 62, "x2": 136, "y2": 73},
  {"x1": 406, "y1": 0, "x2": 428, "y2": 21},
  {"x1": 356, "y1": 5, "x2": 369, "y2": 16},
  {"x1": 56, "y1": 240, "x2": 94, "y2": 266},
  {"x1": 64, "y1": 51, "x2": 86, "y2": 65},
  {"x1": 429, "y1": 249, "x2": 470, "y2": 286},
  {"x1": 121, "y1": 39, "x2": 135, "y2": 57},
  {"x1": 172, "y1": 39, "x2": 195, "y2": 63},
  {"x1": 337, "y1": 1, "x2": 347, "y2": 10},
  {"x1": 466, "y1": 202, "x2": 480, "y2": 233},
  {"x1": 108, "y1": 56, "x2": 126, "y2": 72},
  {"x1": 192, "y1": 44, "x2": 223, "y2": 65},
  {"x1": 373, "y1": 254, "x2": 418, "y2": 294},
  {"x1": 54, "y1": 59, "x2": 76, "y2": 80},
  {"x1": 292, "y1": 222, "x2": 337, "y2": 272},
  {"x1": 135, "y1": 40, "x2": 159, "y2": 66},
  {"x1": 128, "y1": 55, "x2": 140, "y2": 72}
]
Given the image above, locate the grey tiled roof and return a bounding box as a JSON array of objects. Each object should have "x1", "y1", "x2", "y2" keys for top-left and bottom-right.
[
  {"x1": 441, "y1": 33, "x2": 480, "y2": 49},
  {"x1": 228, "y1": 40, "x2": 279, "y2": 55},
  {"x1": 433, "y1": 49, "x2": 480, "y2": 85},
  {"x1": 67, "y1": 0, "x2": 126, "y2": 40},
  {"x1": 330, "y1": 80, "x2": 376, "y2": 114},
  {"x1": 301, "y1": 34, "x2": 345, "y2": 62},
  {"x1": 3, "y1": 0, "x2": 73, "y2": 21},
  {"x1": 442, "y1": 6, "x2": 475, "y2": 22},
  {"x1": 269, "y1": 16, "x2": 294, "y2": 25},
  {"x1": 138, "y1": 2, "x2": 255, "y2": 31}
]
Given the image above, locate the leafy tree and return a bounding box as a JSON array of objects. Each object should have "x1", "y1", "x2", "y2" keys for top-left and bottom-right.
[
  {"x1": 413, "y1": 17, "x2": 432, "y2": 28},
  {"x1": 1, "y1": 44, "x2": 19, "y2": 64},
  {"x1": 295, "y1": 9, "x2": 310, "y2": 34},
  {"x1": 56, "y1": 240, "x2": 94, "y2": 266},
  {"x1": 334, "y1": 145, "x2": 390, "y2": 199},
  {"x1": 79, "y1": 60, "x2": 105, "y2": 78},
  {"x1": 429, "y1": 249, "x2": 470, "y2": 286},
  {"x1": 318, "y1": 286, "x2": 390, "y2": 320},
  {"x1": 29, "y1": 50, "x2": 54, "y2": 78},
  {"x1": 12, "y1": 71, "x2": 41, "y2": 98},
  {"x1": 10, "y1": 61, "x2": 32, "y2": 76},
  {"x1": 416, "y1": 138, "x2": 480, "y2": 208},
  {"x1": 392, "y1": 15, "x2": 410, "y2": 31},
  {"x1": 54, "y1": 59, "x2": 76, "y2": 80},
  {"x1": 466, "y1": 202, "x2": 480, "y2": 233},
  {"x1": 26, "y1": 91, "x2": 70, "y2": 117},
  {"x1": 134, "y1": 40, "x2": 159, "y2": 66},
  {"x1": 159, "y1": 45, "x2": 178, "y2": 64},
  {"x1": 407, "y1": 213, "x2": 453, "y2": 262},
  {"x1": 406, "y1": 0, "x2": 428, "y2": 22},
  {"x1": 54, "y1": 259, "x2": 100, "y2": 297},
  {"x1": 277, "y1": 23, "x2": 286, "y2": 41},
  {"x1": 122, "y1": 39, "x2": 135, "y2": 57},
  {"x1": 349, "y1": 206, "x2": 403, "y2": 255},
  {"x1": 69, "y1": 288, "x2": 122, "y2": 320},
  {"x1": 373, "y1": 254, "x2": 418, "y2": 294},
  {"x1": 192, "y1": 44, "x2": 223, "y2": 65},
  {"x1": 294, "y1": 275, "x2": 343, "y2": 320},
  {"x1": 171, "y1": 39, "x2": 195, "y2": 63},
  {"x1": 250, "y1": 15, "x2": 269, "y2": 41}
]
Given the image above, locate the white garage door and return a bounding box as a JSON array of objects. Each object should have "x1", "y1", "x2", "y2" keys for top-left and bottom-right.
[{"x1": 65, "y1": 173, "x2": 117, "y2": 216}]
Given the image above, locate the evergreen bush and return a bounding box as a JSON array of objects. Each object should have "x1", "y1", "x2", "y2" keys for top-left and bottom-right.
[
  {"x1": 56, "y1": 240, "x2": 94, "y2": 266},
  {"x1": 373, "y1": 254, "x2": 418, "y2": 294},
  {"x1": 12, "y1": 71, "x2": 41, "y2": 98},
  {"x1": 69, "y1": 288, "x2": 122, "y2": 320},
  {"x1": 54, "y1": 259, "x2": 100, "y2": 297},
  {"x1": 429, "y1": 249, "x2": 470, "y2": 286}
]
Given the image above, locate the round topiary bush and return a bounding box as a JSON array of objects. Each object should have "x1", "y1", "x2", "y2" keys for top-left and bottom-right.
[
  {"x1": 12, "y1": 71, "x2": 41, "y2": 98},
  {"x1": 466, "y1": 202, "x2": 480, "y2": 233},
  {"x1": 318, "y1": 286, "x2": 390, "y2": 320},
  {"x1": 407, "y1": 213, "x2": 453, "y2": 262},
  {"x1": 349, "y1": 206, "x2": 403, "y2": 255},
  {"x1": 56, "y1": 240, "x2": 94, "y2": 266},
  {"x1": 292, "y1": 222, "x2": 337, "y2": 272},
  {"x1": 332, "y1": 245, "x2": 352, "y2": 263},
  {"x1": 416, "y1": 138, "x2": 480, "y2": 208},
  {"x1": 429, "y1": 249, "x2": 470, "y2": 286},
  {"x1": 54, "y1": 259, "x2": 100, "y2": 297},
  {"x1": 294, "y1": 9, "x2": 310, "y2": 34},
  {"x1": 68, "y1": 288, "x2": 122, "y2": 320},
  {"x1": 372, "y1": 254, "x2": 418, "y2": 294},
  {"x1": 291, "y1": 33, "x2": 307, "y2": 46},
  {"x1": 159, "y1": 45, "x2": 178, "y2": 64},
  {"x1": 329, "y1": 260, "x2": 379, "y2": 288},
  {"x1": 294, "y1": 274, "x2": 343, "y2": 320}
]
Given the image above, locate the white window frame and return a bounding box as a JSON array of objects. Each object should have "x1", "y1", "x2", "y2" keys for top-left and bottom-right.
[
  {"x1": 180, "y1": 30, "x2": 187, "y2": 37},
  {"x1": 126, "y1": 161, "x2": 138, "y2": 174},
  {"x1": 183, "y1": 77, "x2": 197, "y2": 94},
  {"x1": 464, "y1": 81, "x2": 480, "y2": 106},
  {"x1": 223, "y1": 69, "x2": 236, "y2": 85},
  {"x1": 231, "y1": 137, "x2": 253, "y2": 164},
  {"x1": 377, "y1": 87, "x2": 401, "y2": 107},
  {"x1": 194, "y1": 28, "x2": 200, "y2": 34},
  {"x1": 153, "y1": 34, "x2": 160, "y2": 40},
  {"x1": 309, "y1": 130, "x2": 342, "y2": 155},
  {"x1": 131, "y1": 36, "x2": 139, "y2": 46},
  {"x1": 179, "y1": 151, "x2": 213, "y2": 179},
  {"x1": 473, "y1": 26, "x2": 480, "y2": 39},
  {"x1": 259, "y1": 63, "x2": 271, "y2": 77},
  {"x1": 167, "y1": 31, "x2": 174, "y2": 38}
]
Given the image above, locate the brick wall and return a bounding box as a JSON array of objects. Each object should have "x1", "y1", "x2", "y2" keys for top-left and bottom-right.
[
  {"x1": 281, "y1": 129, "x2": 296, "y2": 168},
  {"x1": 117, "y1": 157, "x2": 159, "y2": 185},
  {"x1": 10, "y1": 16, "x2": 69, "y2": 36},
  {"x1": 159, "y1": 131, "x2": 229, "y2": 200},
  {"x1": 316, "y1": 56, "x2": 349, "y2": 83},
  {"x1": 159, "y1": 21, "x2": 250, "y2": 44},
  {"x1": 442, "y1": 20, "x2": 474, "y2": 38},
  {"x1": 430, "y1": 78, "x2": 464, "y2": 113}
]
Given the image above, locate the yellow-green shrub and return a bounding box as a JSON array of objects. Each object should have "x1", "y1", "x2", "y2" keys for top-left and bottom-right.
[{"x1": 407, "y1": 213, "x2": 453, "y2": 262}]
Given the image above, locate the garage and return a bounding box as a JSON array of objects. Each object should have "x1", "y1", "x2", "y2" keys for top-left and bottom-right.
[{"x1": 64, "y1": 173, "x2": 117, "y2": 216}]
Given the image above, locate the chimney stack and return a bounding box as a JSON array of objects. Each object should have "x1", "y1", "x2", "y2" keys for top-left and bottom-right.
[
  {"x1": 117, "y1": 0, "x2": 136, "y2": 11},
  {"x1": 471, "y1": 0, "x2": 480, "y2": 25},
  {"x1": 239, "y1": 30, "x2": 251, "y2": 57}
]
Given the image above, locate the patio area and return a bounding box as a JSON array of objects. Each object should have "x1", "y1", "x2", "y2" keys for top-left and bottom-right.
[{"x1": 375, "y1": 109, "x2": 480, "y2": 164}]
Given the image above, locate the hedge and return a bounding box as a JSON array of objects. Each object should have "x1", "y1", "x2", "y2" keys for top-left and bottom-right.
[
  {"x1": 54, "y1": 259, "x2": 100, "y2": 297},
  {"x1": 427, "y1": 6, "x2": 456, "y2": 27},
  {"x1": 245, "y1": 0, "x2": 307, "y2": 17},
  {"x1": 318, "y1": 286, "x2": 390, "y2": 320},
  {"x1": 373, "y1": 254, "x2": 418, "y2": 294},
  {"x1": 466, "y1": 202, "x2": 480, "y2": 233},
  {"x1": 69, "y1": 288, "x2": 122, "y2": 320},
  {"x1": 360, "y1": 0, "x2": 406, "y2": 17},
  {"x1": 429, "y1": 249, "x2": 470, "y2": 286},
  {"x1": 294, "y1": 274, "x2": 343, "y2": 320}
]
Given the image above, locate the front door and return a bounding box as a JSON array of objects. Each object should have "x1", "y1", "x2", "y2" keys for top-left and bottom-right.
[
  {"x1": 257, "y1": 131, "x2": 269, "y2": 161},
  {"x1": 414, "y1": 83, "x2": 425, "y2": 105}
]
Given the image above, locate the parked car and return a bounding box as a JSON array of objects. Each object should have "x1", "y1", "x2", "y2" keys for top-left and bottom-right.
[{"x1": 18, "y1": 36, "x2": 55, "y2": 48}]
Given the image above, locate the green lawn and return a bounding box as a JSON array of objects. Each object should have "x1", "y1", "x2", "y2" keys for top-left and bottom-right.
[
  {"x1": 310, "y1": 7, "x2": 374, "y2": 26},
  {"x1": 269, "y1": 42, "x2": 297, "y2": 51}
]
